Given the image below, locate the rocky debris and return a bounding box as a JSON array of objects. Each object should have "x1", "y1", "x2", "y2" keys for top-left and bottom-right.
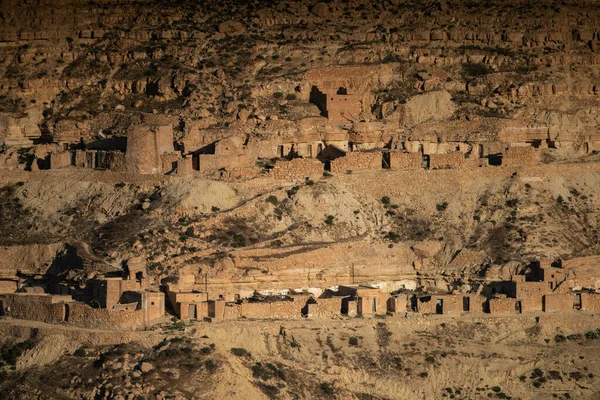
[
  {"x1": 310, "y1": 2, "x2": 330, "y2": 17},
  {"x1": 403, "y1": 90, "x2": 456, "y2": 126},
  {"x1": 217, "y1": 20, "x2": 245, "y2": 35},
  {"x1": 140, "y1": 362, "x2": 154, "y2": 373}
]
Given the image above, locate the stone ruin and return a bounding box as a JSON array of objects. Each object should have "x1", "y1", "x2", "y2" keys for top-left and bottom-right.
[
  {"x1": 0, "y1": 259, "x2": 165, "y2": 330},
  {"x1": 1, "y1": 255, "x2": 599, "y2": 328}
]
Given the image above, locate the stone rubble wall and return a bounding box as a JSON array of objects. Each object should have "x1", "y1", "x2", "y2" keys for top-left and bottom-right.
[
  {"x1": 489, "y1": 297, "x2": 518, "y2": 314},
  {"x1": 1, "y1": 294, "x2": 66, "y2": 324},
  {"x1": 429, "y1": 152, "x2": 479, "y2": 169},
  {"x1": 581, "y1": 292, "x2": 600, "y2": 311},
  {"x1": 389, "y1": 152, "x2": 422, "y2": 170},
  {"x1": 270, "y1": 158, "x2": 323, "y2": 179},
  {"x1": 330, "y1": 152, "x2": 381, "y2": 173},
  {"x1": 503, "y1": 147, "x2": 542, "y2": 166},
  {"x1": 543, "y1": 293, "x2": 574, "y2": 312},
  {"x1": 309, "y1": 298, "x2": 343, "y2": 318}
]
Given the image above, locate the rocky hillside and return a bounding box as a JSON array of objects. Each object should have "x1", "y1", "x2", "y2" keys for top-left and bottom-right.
[
  {"x1": 0, "y1": 315, "x2": 599, "y2": 399},
  {"x1": 2, "y1": 0, "x2": 600, "y2": 148}
]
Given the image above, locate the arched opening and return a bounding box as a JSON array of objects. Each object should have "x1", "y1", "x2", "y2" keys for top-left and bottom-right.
[{"x1": 336, "y1": 87, "x2": 348, "y2": 95}]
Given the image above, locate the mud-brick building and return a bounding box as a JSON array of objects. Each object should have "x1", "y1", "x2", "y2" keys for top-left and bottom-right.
[
  {"x1": 415, "y1": 293, "x2": 484, "y2": 315},
  {"x1": 337, "y1": 285, "x2": 389, "y2": 316}
]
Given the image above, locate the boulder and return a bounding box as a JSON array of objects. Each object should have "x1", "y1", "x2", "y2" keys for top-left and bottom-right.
[
  {"x1": 311, "y1": 2, "x2": 329, "y2": 18},
  {"x1": 140, "y1": 362, "x2": 154, "y2": 373},
  {"x1": 403, "y1": 90, "x2": 456, "y2": 126},
  {"x1": 218, "y1": 20, "x2": 245, "y2": 35}
]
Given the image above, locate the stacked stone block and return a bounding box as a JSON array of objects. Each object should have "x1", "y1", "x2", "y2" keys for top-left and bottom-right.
[
  {"x1": 270, "y1": 158, "x2": 323, "y2": 179},
  {"x1": 330, "y1": 152, "x2": 381, "y2": 172}
]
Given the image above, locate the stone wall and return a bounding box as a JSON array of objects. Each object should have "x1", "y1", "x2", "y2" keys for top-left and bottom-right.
[
  {"x1": 581, "y1": 293, "x2": 600, "y2": 311},
  {"x1": 308, "y1": 298, "x2": 343, "y2": 318},
  {"x1": 67, "y1": 302, "x2": 145, "y2": 330},
  {"x1": 429, "y1": 152, "x2": 479, "y2": 169},
  {"x1": 516, "y1": 281, "x2": 548, "y2": 312},
  {"x1": 198, "y1": 154, "x2": 220, "y2": 172},
  {"x1": 330, "y1": 152, "x2": 381, "y2": 173},
  {"x1": 1, "y1": 294, "x2": 68, "y2": 323},
  {"x1": 489, "y1": 296, "x2": 518, "y2": 314},
  {"x1": 270, "y1": 158, "x2": 323, "y2": 180},
  {"x1": 49, "y1": 152, "x2": 71, "y2": 169},
  {"x1": 502, "y1": 147, "x2": 542, "y2": 167},
  {"x1": 326, "y1": 94, "x2": 362, "y2": 124},
  {"x1": 389, "y1": 152, "x2": 422, "y2": 170},
  {"x1": 125, "y1": 124, "x2": 174, "y2": 174},
  {"x1": 417, "y1": 294, "x2": 473, "y2": 314},
  {"x1": 543, "y1": 293, "x2": 574, "y2": 312},
  {"x1": 0, "y1": 280, "x2": 17, "y2": 294}
]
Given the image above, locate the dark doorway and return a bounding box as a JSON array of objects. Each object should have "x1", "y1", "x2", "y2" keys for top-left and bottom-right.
[
  {"x1": 488, "y1": 154, "x2": 503, "y2": 166},
  {"x1": 64, "y1": 304, "x2": 70, "y2": 322},
  {"x1": 188, "y1": 304, "x2": 197, "y2": 319},
  {"x1": 516, "y1": 301, "x2": 522, "y2": 313},
  {"x1": 277, "y1": 145, "x2": 284, "y2": 158},
  {"x1": 463, "y1": 297, "x2": 470, "y2": 312},
  {"x1": 478, "y1": 144, "x2": 484, "y2": 158},
  {"x1": 584, "y1": 142, "x2": 589, "y2": 154},
  {"x1": 382, "y1": 152, "x2": 391, "y2": 169},
  {"x1": 309, "y1": 86, "x2": 327, "y2": 117},
  {"x1": 422, "y1": 155, "x2": 430, "y2": 169},
  {"x1": 436, "y1": 299, "x2": 443, "y2": 314},
  {"x1": 372, "y1": 298, "x2": 377, "y2": 313},
  {"x1": 337, "y1": 87, "x2": 348, "y2": 95},
  {"x1": 341, "y1": 298, "x2": 349, "y2": 315},
  {"x1": 192, "y1": 153, "x2": 200, "y2": 171},
  {"x1": 308, "y1": 144, "x2": 313, "y2": 158}
]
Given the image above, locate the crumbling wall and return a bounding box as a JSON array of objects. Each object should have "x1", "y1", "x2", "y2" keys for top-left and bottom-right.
[
  {"x1": 516, "y1": 281, "x2": 547, "y2": 311},
  {"x1": 581, "y1": 293, "x2": 600, "y2": 311},
  {"x1": 1, "y1": 294, "x2": 67, "y2": 323},
  {"x1": 388, "y1": 295, "x2": 411, "y2": 313},
  {"x1": 223, "y1": 303, "x2": 241, "y2": 319},
  {"x1": 389, "y1": 152, "x2": 422, "y2": 170},
  {"x1": 543, "y1": 293, "x2": 574, "y2": 312},
  {"x1": 418, "y1": 295, "x2": 463, "y2": 314},
  {"x1": 326, "y1": 94, "x2": 362, "y2": 124},
  {"x1": 0, "y1": 280, "x2": 17, "y2": 294},
  {"x1": 489, "y1": 297, "x2": 518, "y2": 314},
  {"x1": 502, "y1": 147, "x2": 542, "y2": 167},
  {"x1": 67, "y1": 302, "x2": 145, "y2": 330},
  {"x1": 198, "y1": 154, "x2": 220, "y2": 172},
  {"x1": 309, "y1": 298, "x2": 342, "y2": 318},
  {"x1": 429, "y1": 152, "x2": 479, "y2": 169},
  {"x1": 270, "y1": 158, "x2": 323, "y2": 179},
  {"x1": 240, "y1": 302, "x2": 272, "y2": 318},
  {"x1": 330, "y1": 152, "x2": 381, "y2": 172},
  {"x1": 240, "y1": 299, "x2": 304, "y2": 319},
  {"x1": 49, "y1": 152, "x2": 71, "y2": 169},
  {"x1": 125, "y1": 124, "x2": 174, "y2": 174}
]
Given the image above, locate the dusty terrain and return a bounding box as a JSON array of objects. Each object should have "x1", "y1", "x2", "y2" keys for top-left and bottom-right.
[{"x1": 0, "y1": 313, "x2": 598, "y2": 400}]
